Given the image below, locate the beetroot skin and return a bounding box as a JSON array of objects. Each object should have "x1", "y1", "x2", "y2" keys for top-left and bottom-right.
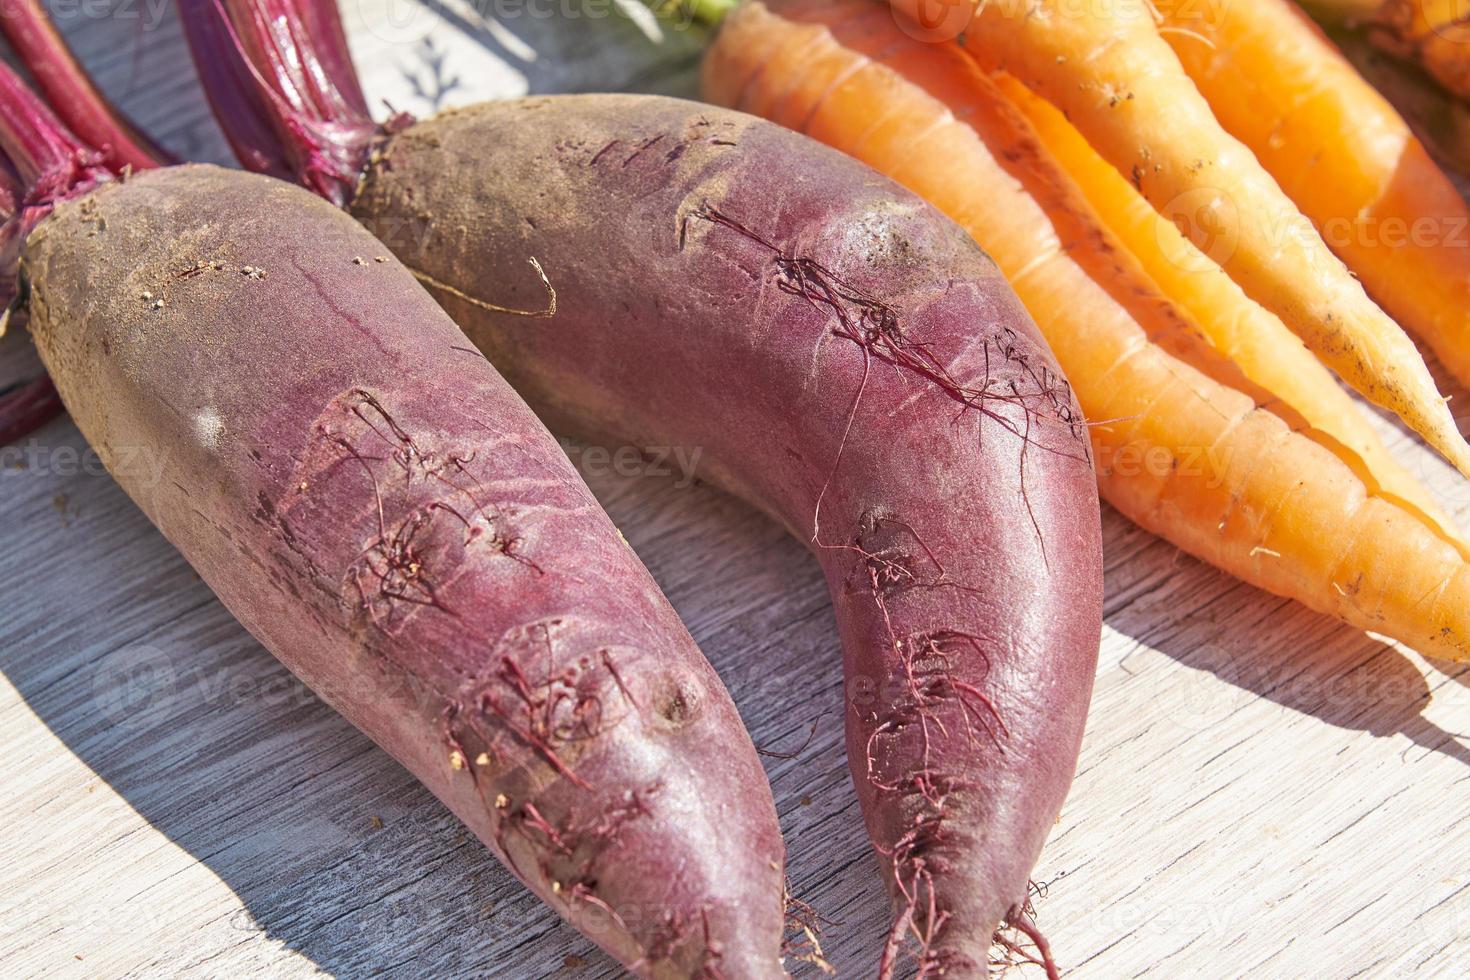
[
  {"x1": 350, "y1": 95, "x2": 1104, "y2": 973},
  {"x1": 23, "y1": 164, "x2": 786, "y2": 979}
]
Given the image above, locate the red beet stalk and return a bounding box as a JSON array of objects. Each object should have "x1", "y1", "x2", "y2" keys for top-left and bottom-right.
[
  {"x1": 176, "y1": 0, "x2": 387, "y2": 205},
  {"x1": 0, "y1": 0, "x2": 172, "y2": 171},
  {"x1": 0, "y1": 49, "x2": 131, "y2": 445}
]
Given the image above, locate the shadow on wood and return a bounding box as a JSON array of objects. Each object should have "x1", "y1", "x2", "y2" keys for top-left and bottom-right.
[
  {"x1": 0, "y1": 418, "x2": 888, "y2": 977},
  {"x1": 406, "y1": 0, "x2": 706, "y2": 101},
  {"x1": 1100, "y1": 505, "x2": 1470, "y2": 772}
]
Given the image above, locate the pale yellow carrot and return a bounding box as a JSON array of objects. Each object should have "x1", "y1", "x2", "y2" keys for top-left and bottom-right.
[
  {"x1": 992, "y1": 68, "x2": 1467, "y2": 554},
  {"x1": 1156, "y1": 0, "x2": 1470, "y2": 400},
  {"x1": 881, "y1": 0, "x2": 1470, "y2": 479}
]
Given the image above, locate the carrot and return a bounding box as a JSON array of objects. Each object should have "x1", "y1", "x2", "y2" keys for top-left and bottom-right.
[
  {"x1": 0, "y1": 157, "x2": 64, "y2": 445},
  {"x1": 1154, "y1": 0, "x2": 1470, "y2": 397},
  {"x1": 990, "y1": 69, "x2": 1469, "y2": 554},
  {"x1": 704, "y1": 0, "x2": 1470, "y2": 662},
  {"x1": 1321, "y1": 20, "x2": 1470, "y2": 179},
  {"x1": 1309, "y1": 0, "x2": 1470, "y2": 102},
  {"x1": 171, "y1": 0, "x2": 1110, "y2": 971},
  {"x1": 884, "y1": 0, "x2": 1470, "y2": 479},
  {"x1": 0, "y1": 59, "x2": 789, "y2": 977}
]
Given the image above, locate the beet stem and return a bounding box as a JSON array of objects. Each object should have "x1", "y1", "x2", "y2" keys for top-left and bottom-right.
[
  {"x1": 0, "y1": 0, "x2": 173, "y2": 171},
  {"x1": 0, "y1": 56, "x2": 119, "y2": 309},
  {"x1": 178, "y1": 0, "x2": 389, "y2": 207},
  {"x1": 0, "y1": 373, "x2": 63, "y2": 446}
]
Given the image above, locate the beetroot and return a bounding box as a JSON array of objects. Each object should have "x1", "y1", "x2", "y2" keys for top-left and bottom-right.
[
  {"x1": 0, "y1": 62, "x2": 786, "y2": 977},
  {"x1": 173, "y1": 0, "x2": 1103, "y2": 967},
  {"x1": 348, "y1": 97, "x2": 1103, "y2": 973}
]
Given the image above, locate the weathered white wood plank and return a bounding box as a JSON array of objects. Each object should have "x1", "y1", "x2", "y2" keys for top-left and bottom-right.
[{"x1": 4, "y1": 2, "x2": 1470, "y2": 978}]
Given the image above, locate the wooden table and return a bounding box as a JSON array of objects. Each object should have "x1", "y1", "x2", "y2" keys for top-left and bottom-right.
[{"x1": 4, "y1": 2, "x2": 1470, "y2": 977}]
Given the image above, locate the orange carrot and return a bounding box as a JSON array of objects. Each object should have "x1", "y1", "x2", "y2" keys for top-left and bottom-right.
[
  {"x1": 704, "y1": 0, "x2": 1470, "y2": 660},
  {"x1": 882, "y1": 0, "x2": 1470, "y2": 479},
  {"x1": 1309, "y1": 0, "x2": 1470, "y2": 102},
  {"x1": 991, "y1": 68, "x2": 1467, "y2": 553},
  {"x1": 1155, "y1": 0, "x2": 1470, "y2": 396},
  {"x1": 1322, "y1": 21, "x2": 1470, "y2": 179}
]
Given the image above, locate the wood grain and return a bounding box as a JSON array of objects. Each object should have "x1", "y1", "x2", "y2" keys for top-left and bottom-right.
[{"x1": 3, "y1": 1, "x2": 1470, "y2": 977}]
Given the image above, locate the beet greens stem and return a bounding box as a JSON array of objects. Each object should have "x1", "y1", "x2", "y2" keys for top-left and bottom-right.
[
  {"x1": 658, "y1": 0, "x2": 740, "y2": 28},
  {"x1": 0, "y1": 0, "x2": 172, "y2": 172},
  {"x1": 180, "y1": 0, "x2": 383, "y2": 208},
  {"x1": 0, "y1": 62, "x2": 113, "y2": 445}
]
